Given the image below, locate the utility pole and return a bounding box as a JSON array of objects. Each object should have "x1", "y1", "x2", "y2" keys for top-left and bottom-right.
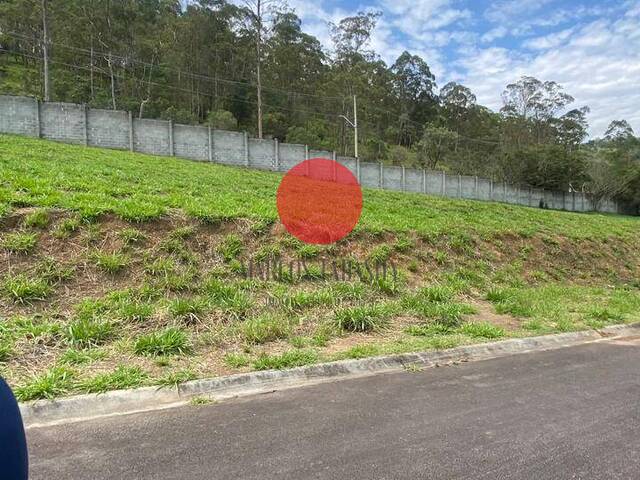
[
  {"x1": 339, "y1": 95, "x2": 358, "y2": 158},
  {"x1": 41, "y1": 0, "x2": 51, "y2": 101}
]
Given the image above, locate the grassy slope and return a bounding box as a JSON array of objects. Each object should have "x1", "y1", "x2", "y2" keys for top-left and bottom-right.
[{"x1": 1, "y1": 134, "x2": 640, "y2": 401}]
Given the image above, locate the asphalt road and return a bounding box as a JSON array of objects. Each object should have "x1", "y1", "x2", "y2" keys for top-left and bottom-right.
[{"x1": 27, "y1": 336, "x2": 640, "y2": 480}]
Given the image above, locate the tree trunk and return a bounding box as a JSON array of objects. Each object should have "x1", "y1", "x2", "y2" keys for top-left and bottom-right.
[
  {"x1": 41, "y1": 0, "x2": 51, "y2": 101},
  {"x1": 256, "y1": 0, "x2": 263, "y2": 139}
]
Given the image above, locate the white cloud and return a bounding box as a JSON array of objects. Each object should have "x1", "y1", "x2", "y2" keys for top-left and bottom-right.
[
  {"x1": 522, "y1": 27, "x2": 575, "y2": 50},
  {"x1": 456, "y1": 9, "x2": 640, "y2": 137}
]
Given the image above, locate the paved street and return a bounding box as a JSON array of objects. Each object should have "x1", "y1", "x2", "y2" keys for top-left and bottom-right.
[{"x1": 27, "y1": 336, "x2": 640, "y2": 479}]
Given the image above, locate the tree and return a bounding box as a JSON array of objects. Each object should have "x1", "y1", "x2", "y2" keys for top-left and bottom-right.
[
  {"x1": 556, "y1": 106, "x2": 590, "y2": 149},
  {"x1": 604, "y1": 120, "x2": 635, "y2": 141},
  {"x1": 241, "y1": 0, "x2": 282, "y2": 138},
  {"x1": 417, "y1": 125, "x2": 458, "y2": 170},
  {"x1": 329, "y1": 11, "x2": 381, "y2": 62},
  {"x1": 390, "y1": 51, "x2": 437, "y2": 134}
]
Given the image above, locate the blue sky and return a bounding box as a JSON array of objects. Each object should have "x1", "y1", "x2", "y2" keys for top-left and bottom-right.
[{"x1": 287, "y1": 0, "x2": 640, "y2": 137}]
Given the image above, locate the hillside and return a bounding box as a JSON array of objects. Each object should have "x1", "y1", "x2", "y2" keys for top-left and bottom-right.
[{"x1": 1, "y1": 134, "x2": 640, "y2": 401}]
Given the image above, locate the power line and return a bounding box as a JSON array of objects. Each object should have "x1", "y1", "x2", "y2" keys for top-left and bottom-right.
[
  {"x1": 0, "y1": 30, "x2": 347, "y2": 102},
  {"x1": 0, "y1": 47, "x2": 344, "y2": 122}
]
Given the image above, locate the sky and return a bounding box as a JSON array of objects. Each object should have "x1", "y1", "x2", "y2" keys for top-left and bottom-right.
[{"x1": 286, "y1": 0, "x2": 640, "y2": 138}]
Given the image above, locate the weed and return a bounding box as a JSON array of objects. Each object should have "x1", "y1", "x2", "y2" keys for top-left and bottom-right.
[
  {"x1": 404, "y1": 364, "x2": 423, "y2": 373},
  {"x1": 1, "y1": 231, "x2": 37, "y2": 253},
  {"x1": 393, "y1": 235, "x2": 414, "y2": 252},
  {"x1": 253, "y1": 349, "x2": 318, "y2": 370},
  {"x1": 134, "y1": 327, "x2": 192, "y2": 356},
  {"x1": 117, "y1": 301, "x2": 154, "y2": 322},
  {"x1": 296, "y1": 244, "x2": 320, "y2": 259},
  {"x1": 80, "y1": 365, "x2": 148, "y2": 393},
  {"x1": 169, "y1": 226, "x2": 196, "y2": 240},
  {"x1": 338, "y1": 344, "x2": 381, "y2": 359},
  {"x1": 190, "y1": 396, "x2": 214, "y2": 405},
  {"x1": 419, "y1": 285, "x2": 454, "y2": 303}
]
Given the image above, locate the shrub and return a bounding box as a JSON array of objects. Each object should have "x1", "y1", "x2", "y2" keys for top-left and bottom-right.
[
  {"x1": 134, "y1": 328, "x2": 191, "y2": 356},
  {"x1": 1, "y1": 232, "x2": 37, "y2": 253}
]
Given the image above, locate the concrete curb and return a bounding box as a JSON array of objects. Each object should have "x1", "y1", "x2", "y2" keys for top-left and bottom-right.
[{"x1": 20, "y1": 323, "x2": 639, "y2": 428}]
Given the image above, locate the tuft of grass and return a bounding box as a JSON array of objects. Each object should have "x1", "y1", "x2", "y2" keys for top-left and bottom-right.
[
  {"x1": 241, "y1": 314, "x2": 291, "y2": 344},
  {"x1": 168, "y1": 298, "x2": 207, "y2": 322},
  {"x1": 406, "y1": 322, "x2": 455, "y2": 336},
  {"x1": 419, "y1": 285, "x2": 455, "y2": 303},
  {"x1": 156, "y1": 369, "x2": 197, "y2": 387},
  {"x1": 144, "y1": 256, "x2": 177, "y2": 276},
  {"x1": 296, "y1": 244, "x2": 320, "y2": 259},
  {"x1": 14, "y1": 367, "x2": 75, "y2": 401},
  {"x1": 337, "y1": 344, "x2": 381, "y2": 359},
  {"x1": 24, "y1": 209, "x2": 50, "y2": 228},
  {"x1": 252, "y1": 349, "x2": 318, "y2": 370},
  {"x1": 368, "y1": 244, "x2": 392, "y2": 264},
  {"x1": 218, "y1": 233, "x2": 243, "y2": 262},
  {"x1": 0, "y1": 342, "x2": 14, "y2": 363},
  {"x1": 459, "y1": 322, "x2": 506, "y2": 339},
  {"x1": 80, "y1": 365, "x2": 148, "y2": 393},
  {"x1": 223, "y1": 352, "x2": 250, "y2": 368},
  {"x1": 66, "y1": 318, "x2": 114, "y2": 348},
  {"x1": 190, "y1": 396, "x2": 214, "y2": 406},
  {"x1": 92, "y1": 251, "x2": 130, "y2": 274},
  {"x1": 36, "y1": 257, "x2": 75, "y2": 284},
  {"x1": 335, "y1": 305, "x2": 392, "y2": 332},
  {"x1": 119, "y1": 227, "x2": 146, "y2": 245},
  {"x1": 53, "y1": 216, "x2": 81, "y2": 238},
  {"x1": 2, "y1": 274, "x2": 51, "y2": 303},
  {"x1": 1, "y1": 231, "x2": 37, "y2": 253},
  {"x1": 134, "y1": 327, "x2": 192, "y2": 356},
  {"x1": 204, "y1": 278, "x2": 252, "y2": 318},
  {"x1": 116, "y1": 300, "x2": 154, "y2": 322},
  {"x1": 59, "y1": 348, "x2": 107, "y2": 365},
  {"x1": 169, "y1": 226, "x2": 196, "y2": 240}
]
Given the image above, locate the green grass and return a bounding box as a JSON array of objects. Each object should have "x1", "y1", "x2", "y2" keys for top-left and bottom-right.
[
  {"x1": 14, "y1": 366, "x2": 74, "y2": 401},
  {"x1": 79, "y1": 365, "x2": 148, "y2": 393},
  {"x1": 335, "y1": 305, "x2": 392, "y2": 332},
  {"x1": 66, "y1": 318, "x2": 114, "y2": 348},
  {"x1": 134, "y1": 327, "x2": 192, "y2": 356},
  {"x1": 1, "y1": 231, "x2": 37, "y2": 253},
  {"x1": 119, "y1": 227, "x2": 146, "y2": 245},
  {"x1": 252, "y1": 349, "x2": 318, "y2": 370},
  {"x1": 58, "y1": 348, "x2": 107, "y2": 365},
  {"x1": 241, "y1": 314, "x2": 291, "y2": 344},
  {"x1": 24, "y1": 209, "x2": 50, "y2": 228},
  {"x1": 91, "y1": 251, "x2": 129, "y2": 274},
  {"x1": 2, "y1": 274, "x2": 51, "y2": 303},
  {"x1": 2, "y1": 135, "x2": 639, "y2": 239},
  {"x1": 459, "y1": 322, "x2": 506, "y2": 339}
]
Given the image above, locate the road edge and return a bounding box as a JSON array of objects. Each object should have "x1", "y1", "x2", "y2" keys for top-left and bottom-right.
[{"x1": 20, "y1": 323, "x2": 639, "y2": 428}]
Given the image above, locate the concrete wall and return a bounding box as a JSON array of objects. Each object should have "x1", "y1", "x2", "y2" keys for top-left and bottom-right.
[{"x1": 0, "y1": 94, "x2": 623, "y2": 215}]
